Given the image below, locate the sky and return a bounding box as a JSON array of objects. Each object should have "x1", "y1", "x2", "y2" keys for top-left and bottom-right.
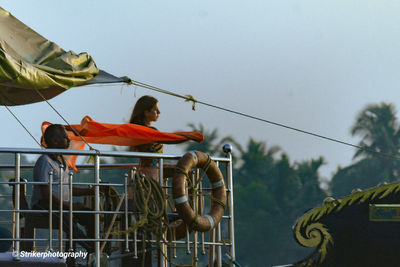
[{"x1": 1, "y1": 1, "x2": 400, "y2": 181}]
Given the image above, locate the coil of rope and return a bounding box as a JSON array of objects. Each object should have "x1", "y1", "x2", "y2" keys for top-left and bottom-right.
[{"x1": 116, "y1": 172, "x2": 196, "y2": 267}]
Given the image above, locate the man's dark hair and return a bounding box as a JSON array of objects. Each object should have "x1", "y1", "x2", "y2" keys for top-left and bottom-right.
[{"x1": 43, "y1": 124, "x2": 65, "y2": 146}]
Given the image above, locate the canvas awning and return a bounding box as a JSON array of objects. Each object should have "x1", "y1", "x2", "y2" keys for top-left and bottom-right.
[{"x1": 0, "y1": 6, "x2": 130, "y2": 106}]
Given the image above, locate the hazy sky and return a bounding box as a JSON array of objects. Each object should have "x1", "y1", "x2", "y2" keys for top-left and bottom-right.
[{"x1": 1, "y1": 1, "x2": 400, "y2": 180}]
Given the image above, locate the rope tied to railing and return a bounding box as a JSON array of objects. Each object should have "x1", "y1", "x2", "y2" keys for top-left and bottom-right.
[{"x1": 112, "y1": 172, "x2": 196, "y2": 267}]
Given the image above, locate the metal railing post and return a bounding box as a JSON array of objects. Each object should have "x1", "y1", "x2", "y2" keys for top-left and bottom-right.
[
  {"x1": 69, "y1": 171, "x2": 74, "y2": 252},
  {"x1": 49, "y1": 170, "x2": 54, "y2": 251},
  {"x1": 13, "y1": 153, "x2": 20, "y2": 260},
  {"x1": 224, "y1": 144, "x2": 236, "y2": 264},
  {"x1": 216, "y1": 161, "x2": 222, "y2": 267},
  {"x1": 200, "y1": 175, "x2": 206, "y2": 255},
  {"x1": 192, "y1": 169, "x2": 198, "y2": 265},
  {"x1": 159, "y1": 158, "x2": 167, "y2": 267},
  {"x1": 186, "y1": 171, "x2": 192, "y2": 256},
  {"x1": 124, "y1": 173, "x2": 129, "y2": 253},
  {"x1": 209, "y1": 229, "x2": 215, "y2": 267},
  {"x1": 131, "y1": 167, "x2": 138, "y2": 259},
  {"x1": 186, "y1": 226, "x2": 191, "y2": 255},
  {"x1": 94, "y1": 155, "x2": 101, "y2": 267},
  {"x1": 217, "y1": 223, "x2": 222, "y2": 267},
  {"x1": 59, "y1": 164, "x2": 64, "y2": 252}
]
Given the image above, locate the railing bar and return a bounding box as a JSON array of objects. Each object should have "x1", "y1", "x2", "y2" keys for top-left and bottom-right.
[
  {"x1": 0, "y1": 163, "x2": 176, "y2": 170},
  {"x1": 217, "y1": 223, "x2": 222, "y2": 267},
  {"x1": 124, "y1": 173, "x2": 129, "y2": 253},
  {"x1": 0, "y1": 148, "x2": 230, "y2": 162},
  {"x1": 14, "y1": 153, "x2": 20, "y2": 260},
  {"x1": 0, "y1": 209, "x2": 231, "y2": 218},
  {"x1": 200, "y1": 171, "x2": 206, "y2": 255},
  {"x1": 1, "y1": 181, "x2": 124, "y2": 187},
  {"x1": 67, "y1": 182, "x2": 124, "y2": 187},
  {"x1": 215, "y1": 161, "x2": 222, "y2": 267},
  {"x1": 59, "y1": 163, "x2": 64, "y2": 252},
  {"x1": 49, "y1": 170, "x2": 53, "y2": 252},
  {"x1": 193, "y1": 169, "x2": 199, "y2": 265},
  {"x1": 69, "y1": 171, "x2": 74, "y2": 252},
  {"x1": 94, "y1": 155, "x2": 101, "y2": 267},
  {"x1": 0, "y1": 182, "x2": 231, "y2": 192},
  {"x1": 0, "y1": 238, "x2": 233, "y2": 246},
  {"x1": 0, "y1": 209, "x2": 137, "y2": 214},
  {"x1": 130, "y1": 167, "x2": 138, "y2": 259},
  {"x1": 159, "y1": 158, "x2": 167, "y2": 267},
  {"x1": 227, "y1": 152, "x2": 236, "y2": 263}
]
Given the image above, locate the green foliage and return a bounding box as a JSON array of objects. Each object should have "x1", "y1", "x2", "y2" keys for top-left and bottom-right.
[
  {"x1": 233, "y1": 151, "x2": 326, "y2": 266},
  {"x1": 295, "y1": 157, "x2": 327, "y2": 210},
  {"x1": 181, "y1": 125, "x2": 327, "y2": 266},
  {"x1": 331, "y1": 102, "x2": 400, "y2": 198},
  {"x1": 182, "y1": 123, "x2": 242, "y2": 161},
  {"x1": 236, "y1": 138, "x2": 279, "y2": 185},
  {"x1": 351, "y1": 102, "x2": 400, "y2": 159}
]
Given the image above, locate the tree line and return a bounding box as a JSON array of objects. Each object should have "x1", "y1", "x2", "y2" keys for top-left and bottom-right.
[{"x1": 181, "y1": 102, "x2": 400, "y2": 266}]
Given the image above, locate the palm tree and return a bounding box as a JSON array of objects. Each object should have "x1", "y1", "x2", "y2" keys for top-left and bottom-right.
[
  {"x1": 331, "y1": 102, "x2": 400, "y2": 196},
  {"x1": 183, "y1": 123, "x2": 220, "y2": 154},
  {"x1": 351, "y1": 102, "x2": 400, "y2": 159},
  {"x1": 295, "y1": 157, "x2": 326, "y2": 210},
  {"x1": 236, "y1": 138, "x2": 280, "y2": 185},
  {"x1": 351, "y1": 102, "x2": 400, "y2": 181},
  {"x1": 182, "y1": 123, "x2": 242, "y2": 157}
]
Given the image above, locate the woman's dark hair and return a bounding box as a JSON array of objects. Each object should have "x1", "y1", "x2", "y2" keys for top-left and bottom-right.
[{"x1": 129, "y1": 95, "x2": 158, "y2": 125}]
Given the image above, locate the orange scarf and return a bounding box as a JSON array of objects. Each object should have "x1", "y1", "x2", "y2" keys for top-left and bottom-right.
[{"x1": 41, "y1": 116, "x2": 204, "y2": 171}]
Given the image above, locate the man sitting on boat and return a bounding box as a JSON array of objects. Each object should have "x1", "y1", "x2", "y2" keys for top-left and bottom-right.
[{"x1": 30, "y1": 124, "x2": 101, "y2": 252}]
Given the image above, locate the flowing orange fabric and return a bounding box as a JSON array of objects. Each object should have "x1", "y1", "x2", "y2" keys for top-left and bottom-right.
[{"x1": 41, "y1": 116, "x2": 204, "y2": 171}]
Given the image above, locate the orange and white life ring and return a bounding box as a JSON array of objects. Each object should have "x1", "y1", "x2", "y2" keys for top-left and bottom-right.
[{"x1": 170, "y1": 151, "x2": 226, "y2": 240}]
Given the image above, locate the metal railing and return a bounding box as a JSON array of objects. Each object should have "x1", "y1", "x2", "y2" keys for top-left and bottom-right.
[{"x1": 0, "y1": 146, "x2": 236, "y2": 267}]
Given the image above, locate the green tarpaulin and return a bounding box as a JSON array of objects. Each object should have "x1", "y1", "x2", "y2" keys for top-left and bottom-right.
[{"x1": 0, "y1": 6, "x2": 129, "y2": 106}]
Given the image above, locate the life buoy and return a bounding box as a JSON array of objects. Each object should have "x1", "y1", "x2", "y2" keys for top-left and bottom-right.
[{"x1": 170, "y1": 151, "x2": 226, "y2": 240}]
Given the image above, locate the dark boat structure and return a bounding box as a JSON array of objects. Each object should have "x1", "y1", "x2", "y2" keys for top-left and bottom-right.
[{"x1": 288, "y1": 182, "x2": 400, "y2": 267}]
